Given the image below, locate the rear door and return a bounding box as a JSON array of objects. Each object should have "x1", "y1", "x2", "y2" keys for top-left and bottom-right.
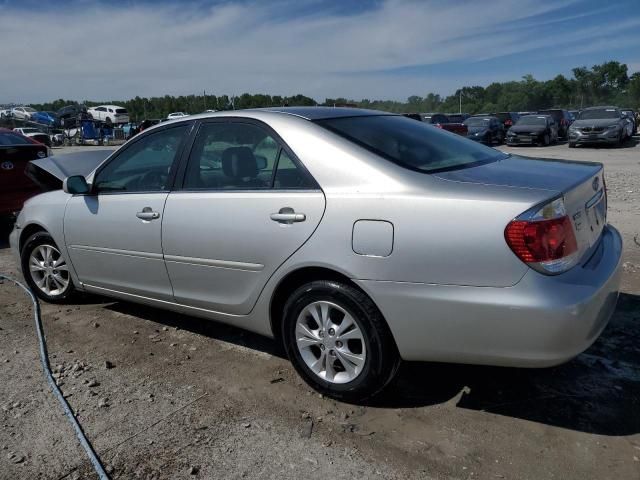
[
  {"x1": 64, "y1": 123, "x2": 191, "y2": 300},
  {"x1": 162, "y1": 119, "x2": 325, "y2": 315}
]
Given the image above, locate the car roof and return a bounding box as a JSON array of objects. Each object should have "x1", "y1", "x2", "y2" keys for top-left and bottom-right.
[
  {"x1": 582, "y1": 106, "x2": 618, "y2": 110},
  {"x1": 253, "y1": 106, "x2": 394, "y2": 120}
]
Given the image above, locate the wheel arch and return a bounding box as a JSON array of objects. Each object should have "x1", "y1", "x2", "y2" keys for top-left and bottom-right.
[
  {"x1": 268, "y1": 266, "x2": 396, "y2": 350},
  {"x1": 19, "y1": 223, "x2": 49, "y2": 252}
]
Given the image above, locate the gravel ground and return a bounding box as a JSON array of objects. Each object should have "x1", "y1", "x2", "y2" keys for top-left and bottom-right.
[{"x1": 0, "y1": 140, "x2": 639, "y2": 480}]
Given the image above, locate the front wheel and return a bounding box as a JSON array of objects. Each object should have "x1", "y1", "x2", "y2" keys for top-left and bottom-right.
[
  {"x1": 568, "y1": 142, "x2": 576, "y2": 148},
  {"x1": 282, "y1": 280, "x2": 400, "y2": 402},
  {"x1": 21, "y1": 232, "x2": 77, "y2": 303}
]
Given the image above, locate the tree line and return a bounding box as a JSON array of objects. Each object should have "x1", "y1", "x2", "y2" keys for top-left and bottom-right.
[{"x1": 29, "y1": 61, "x2": 640, "y2": 121}]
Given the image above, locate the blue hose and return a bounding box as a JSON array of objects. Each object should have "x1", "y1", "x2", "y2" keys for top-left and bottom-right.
[{"x1": 0, "y1": 274, "x2": 109, "y2": 480}]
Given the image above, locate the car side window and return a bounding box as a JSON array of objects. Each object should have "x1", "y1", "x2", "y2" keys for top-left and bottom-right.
[
  {"x1": 274, "y1": 150, "x2": 316, "y2": 189},
  {"x1": 184, "y1": 122, "x2": 279, "y2": 190},
  {"x1": 94, "y1": 125, "x2": 188, "y2": 193}
]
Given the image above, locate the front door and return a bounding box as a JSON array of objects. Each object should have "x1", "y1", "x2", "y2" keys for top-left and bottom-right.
[
  {"x1": 162, "y1": 120, "x2": 325, "y2": 315},
  {"x1": 64, "y1": 124, "x2": 191, "y2": 300}
]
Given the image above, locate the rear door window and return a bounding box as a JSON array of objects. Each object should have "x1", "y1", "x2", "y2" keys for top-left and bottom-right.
[{"x1": 183, "y1": 121, "x2": 316, "y2": 190}]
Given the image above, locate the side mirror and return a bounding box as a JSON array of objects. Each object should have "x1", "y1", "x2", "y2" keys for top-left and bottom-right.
[{"x1": 63, "y1": 175, "x2": 91, "y2": 194}]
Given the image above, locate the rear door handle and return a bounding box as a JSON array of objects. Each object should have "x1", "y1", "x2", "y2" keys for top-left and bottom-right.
[
  {"x1": 136, "y1": 207, "x2": 160, "y2": 221},
  {"x1": 270, "y1": 207, "x2": 306, "y2": 224}
]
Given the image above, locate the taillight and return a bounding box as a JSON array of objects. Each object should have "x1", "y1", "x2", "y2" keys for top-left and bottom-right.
[
  {"x1": 435, "y1": 123, "x2": 443, "y2": 129},
  {"x1": 505, "y1": 119, "x2": 513, "y2": 126},
  {"x1": 505, "y1": 197, "x2": 579, "y2": 274}
]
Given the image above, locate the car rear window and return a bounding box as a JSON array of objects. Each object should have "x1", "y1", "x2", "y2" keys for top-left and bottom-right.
[
  {"x1": 0, "y1": 132, "x2": 33, "y2": 145},
  {"x1": 116, "y1": 109, "x2": 127, "y2": 114},
  {"x1": 315, "y1": 115, "x2": 506, "y2": 173}
]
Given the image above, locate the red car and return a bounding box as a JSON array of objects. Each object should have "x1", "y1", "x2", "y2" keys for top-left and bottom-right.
[
  {"x1": 0, "y1": 128, "x2": 48, "y2": 217},
  {"x1": 419, "y1": 113, "x2": 468, "y2": 136}
]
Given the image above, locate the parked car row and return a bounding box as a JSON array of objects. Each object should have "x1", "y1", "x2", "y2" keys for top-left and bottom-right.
[
  {"x1": 1, "y1": 104, "x2": 131, "y2": 128},
  {"x1": 403, "y1": 106, "x2": 637, "y2": 148}
]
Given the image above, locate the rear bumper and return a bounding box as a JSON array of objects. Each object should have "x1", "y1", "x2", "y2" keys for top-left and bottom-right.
[{"x1": 355, "y1": 225, "x2": 623, "y2": 366}]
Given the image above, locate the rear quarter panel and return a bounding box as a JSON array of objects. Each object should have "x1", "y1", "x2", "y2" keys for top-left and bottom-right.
[{"x1": 261, "y1": 115, "x2": 552, "y2": 287}]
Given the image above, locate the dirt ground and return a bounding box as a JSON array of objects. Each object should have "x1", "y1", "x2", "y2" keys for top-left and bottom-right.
[{"x1": 0, "y1": 140, "x2": 639, "y2": 480}]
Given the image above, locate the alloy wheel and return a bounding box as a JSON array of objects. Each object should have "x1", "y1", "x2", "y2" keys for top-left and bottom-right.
[
  {"x1": 295, "y1": 301, "x2": 366, "y2": 384},
  {"x1": 28, "y1": 244, "x2": 70, "y2": 296}
]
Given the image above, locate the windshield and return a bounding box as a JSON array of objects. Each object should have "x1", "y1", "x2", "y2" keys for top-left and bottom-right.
[
  {"x1": 447, "y1": 115, "x2": 465, "y2": 123},
  {"x1": 578, "y1": 108, "x2": 620, "y2": 120},
  {"x1": 24, "y1": 107, "x2": 37, "y2": 113},
  {"x1": 464, "y1": 117, "x2": 491, "y2": 127},
  {"x1": 20, "y1": 128, "x2": 40, "y2": 133},
  {"x1": 517, "y1": 116, "x2": 547, "y2": 126},
  {"x1": 315, "y1": 115, "x2": 506, "y2": 173}
]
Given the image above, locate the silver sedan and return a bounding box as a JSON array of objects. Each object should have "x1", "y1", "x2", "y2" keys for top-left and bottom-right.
[{"x1": 10, "y1": 107, "x2": 623, "y2": 401}]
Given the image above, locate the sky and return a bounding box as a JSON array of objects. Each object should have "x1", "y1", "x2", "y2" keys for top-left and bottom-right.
[{"x1": 1, "y1": 0, "x2": 639, "y2": 103}]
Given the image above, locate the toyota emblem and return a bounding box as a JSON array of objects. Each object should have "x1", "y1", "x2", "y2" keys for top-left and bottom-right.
[
  {"x1": 1, "y1": 161, "x2": 14, "y2": 171},
  {"x1": 592, "y1": 177, "x2": 600, "y2": 191}
]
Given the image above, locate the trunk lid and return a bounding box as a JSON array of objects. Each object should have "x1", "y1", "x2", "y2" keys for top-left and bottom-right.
[{"x1": 434, "y1": 155, "x2": 606, "y2": 264}]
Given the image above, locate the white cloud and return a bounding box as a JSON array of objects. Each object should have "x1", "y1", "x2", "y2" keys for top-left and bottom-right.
[{"x1": 0, "y1": 0, "x2": 635, "y2": 103}]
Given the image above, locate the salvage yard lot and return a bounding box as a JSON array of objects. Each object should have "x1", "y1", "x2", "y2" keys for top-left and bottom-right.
[{"x1": 1, "y1": 140, "x2": 639, "y2": 479}]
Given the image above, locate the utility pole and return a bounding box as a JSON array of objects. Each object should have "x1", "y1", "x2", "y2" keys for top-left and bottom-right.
[
  {"x1": 459, "y1": 90, "x2": 463, "y2": 114},
  {"x1": 203, "y1": 90, "x2": 206, "y2": 111}
]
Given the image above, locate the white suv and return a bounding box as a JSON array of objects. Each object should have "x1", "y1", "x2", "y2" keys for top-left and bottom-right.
[{"x1": 87, "y1": 105, "x2": 129, "y2": 124}]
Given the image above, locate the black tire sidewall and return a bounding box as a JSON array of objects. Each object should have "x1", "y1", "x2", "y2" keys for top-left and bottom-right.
[
  {"x1": 282, "y1": 281, "x2": 397, "y2": 401},
  {"x1": 20, "y1": 232, "x2": 75, "y2": 303}
]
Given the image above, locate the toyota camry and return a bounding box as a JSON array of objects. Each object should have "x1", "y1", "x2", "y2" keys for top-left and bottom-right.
[{"x1": 10, "y1": 107, "x2": 622, "y2": 401}]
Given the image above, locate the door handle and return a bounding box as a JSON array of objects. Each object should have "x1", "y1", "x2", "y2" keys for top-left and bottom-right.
[
  {"x1": 270, "y1": 207, "x2": 306, "y2": 224},
  {"x1": 136, "y1": 207, "x2": 160, "y2": 221}
]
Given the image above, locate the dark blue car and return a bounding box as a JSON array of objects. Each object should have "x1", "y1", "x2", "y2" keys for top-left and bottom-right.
[{"x1": 31, "y1": 111, "x2": 57, "y2": 126}]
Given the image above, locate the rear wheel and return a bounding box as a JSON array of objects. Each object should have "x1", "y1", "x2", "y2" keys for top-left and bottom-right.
[
  {"x1": 282, "y1": 280, "x2": 400, "y2": 402},
  {"x1": 568, "y1": 142, "x2": 576, "y2": 148},
  {"x1": 21, "y1": 232, "x2": 77, "y2": 303},
  {"x1": 542, "y1": 133, "x2": 550, "y2": 146}
]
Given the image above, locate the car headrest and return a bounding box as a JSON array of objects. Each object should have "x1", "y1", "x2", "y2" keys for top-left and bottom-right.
[{"x1": 222, "y1": 146, "x2": 258, "y2": 179}]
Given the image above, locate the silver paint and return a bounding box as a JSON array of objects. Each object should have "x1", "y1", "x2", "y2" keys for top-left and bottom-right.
[{"x1": 10, "y1": 108, "x2": 623, "y2": 367}]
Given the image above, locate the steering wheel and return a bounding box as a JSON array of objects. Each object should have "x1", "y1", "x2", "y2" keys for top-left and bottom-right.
[{"x1": 138, "y1": 170, "x2": 167, "y2": 190}]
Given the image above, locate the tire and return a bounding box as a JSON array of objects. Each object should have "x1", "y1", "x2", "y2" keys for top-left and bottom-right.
[
  {"x1": 568, "y1": 142, "x2": 576, "y2": 148},
  {"x1": 282, "y1": 280, "x2": 400, "y2": 402},
  {"x1": 21, "y1": 232, "x2": 77, "y2": 303},
  {"x1": 542, "y1": 133, "x2": 550, "y2": 146}
]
